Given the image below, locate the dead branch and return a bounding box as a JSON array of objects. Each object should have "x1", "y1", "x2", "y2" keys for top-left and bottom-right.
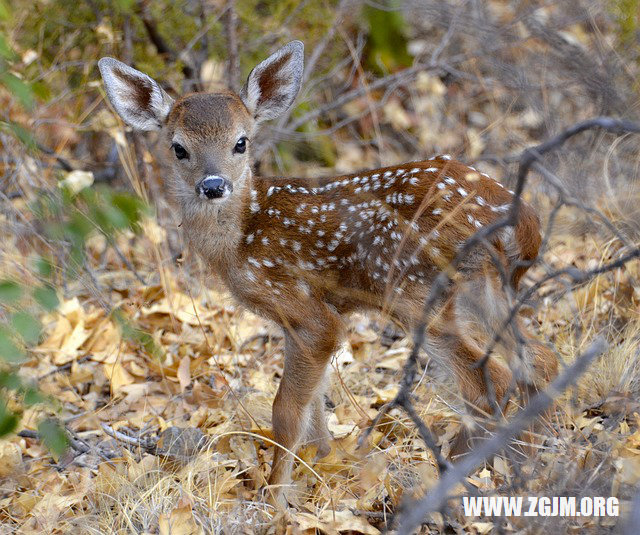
[
  {"x1": 224, "y1": 0, "x2": 239, "y2": 92},
  {"x1": 135, "y1": 0, "x2": 198, "y2": 84},
  {"x1": 395, "y1": 337, "x2": 607, "y2": 534}
]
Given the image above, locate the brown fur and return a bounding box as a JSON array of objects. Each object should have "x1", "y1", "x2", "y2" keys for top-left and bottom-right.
[
  {"x1": 255, "y1": 53, "x2": 291, "y2": 110},
  {"x1": 100, "y1": 48, "x2": 558, "y2": 508}
]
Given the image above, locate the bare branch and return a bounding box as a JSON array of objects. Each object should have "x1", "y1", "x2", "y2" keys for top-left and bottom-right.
[
  {"x1": 395, "y1": 337, "x2": 607, "y2": 534},
  {"x1": 224, "y1": 0, "x2": 239, "y2": 92}
]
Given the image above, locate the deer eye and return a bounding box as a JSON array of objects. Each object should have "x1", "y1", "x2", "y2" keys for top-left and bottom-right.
[
  {"x1": 172, "y1": 143, "x2": 189, "y2": 160},
  {"x1": 234, "y1": 136, "x2": 247, "y2": 154}
]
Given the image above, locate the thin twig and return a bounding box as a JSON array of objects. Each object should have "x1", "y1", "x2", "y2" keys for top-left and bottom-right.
[{"x1": 395, "y1": 338, "x2": 607, "y2": 534}]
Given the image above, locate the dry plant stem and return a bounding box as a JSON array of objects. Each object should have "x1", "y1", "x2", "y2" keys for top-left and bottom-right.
[
  {"x1": 18, "y1": 427, "x2": 117, "y2": 468},
  {"x1": 101, "y1": 423, "x2": 158, "y2": 454},
  {"x1": 395, "y1": 337, "x2": 607, "y2": 535},
  {"x1": 224, "y1": 0, "x2": 239, "y2": 92},
  {"x1": 135, "y1": 0, "x2": 197, "y2": 84},
  {"x1": 38, "y1": 354, "x2": 92, "y2": 380}
]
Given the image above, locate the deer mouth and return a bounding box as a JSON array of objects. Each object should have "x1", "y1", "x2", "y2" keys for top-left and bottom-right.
[{"x1": 195, "y1": 176, "x2": 233, "y2": 200}]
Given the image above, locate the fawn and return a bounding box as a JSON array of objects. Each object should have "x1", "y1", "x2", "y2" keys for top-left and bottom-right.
[{"x1": 99, "y1": 41, "x2": 557, "y2": 506}]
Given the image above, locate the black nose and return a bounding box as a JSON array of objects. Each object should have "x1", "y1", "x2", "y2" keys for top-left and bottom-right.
[{"x1": 196, "y1": 176, "x2": 229, "y2": 199}]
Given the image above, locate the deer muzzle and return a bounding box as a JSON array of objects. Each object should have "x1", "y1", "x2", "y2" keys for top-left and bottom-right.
[{"x1": 195, "y1": 176, "x2": 232, "y2": 200}]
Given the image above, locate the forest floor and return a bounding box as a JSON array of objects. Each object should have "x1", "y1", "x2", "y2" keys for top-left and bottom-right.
[{"x1": 1, "y1": 203, "x2": 639, "y2": 534}]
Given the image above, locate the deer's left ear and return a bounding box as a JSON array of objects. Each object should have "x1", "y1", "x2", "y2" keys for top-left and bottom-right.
[{"x1": 241, "y1": 40, "x2": 304, "y2": 124}]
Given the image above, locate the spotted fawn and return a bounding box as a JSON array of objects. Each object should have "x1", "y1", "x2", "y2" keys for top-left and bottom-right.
[{"x1": 99, "y1": 40, "x2": 557, "y2": 506}]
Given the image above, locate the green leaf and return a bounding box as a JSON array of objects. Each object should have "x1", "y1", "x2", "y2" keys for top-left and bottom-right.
[
  {"x1": 67, "y1": 212, "x2": 94, "y2": 243},
  {"x1": 364, "y1": 1, "x2": 411, "y2": 73},
  {"x1": 33, "y1": 285, "x2": 59, "y2": 311},
  {"x1": 38, "y1": 419, "x2": 68, "y2": 457},
  {"x1": 112, "y1": 193, "x2": 147, "y2": 227},
  {"x1": 0, "y1": 34, "x2": 16, "y2": 60},
  {"x1": 0, "y1": 279, "x2": 22, "y2": 304},
  {"x1": 10, "y1": 312, "x2": 41, "y2": 345},
  {"x1": 23, "y1": 387, "x2": 46, "y2": 406},
  {"x1": 0, "y1": 120, "x2": 36, "y2": 149},
  {"x1": 0, "y1": 371, "x2": 21, "y2": 390},
  {"x1": 0, "y1": 0, "x2": 10, "y2": 21},
  {"x1": 112, "y1": 308, "x2": 164, "y2": 360},
  {"x1": 0, "y1": 400, "x2": 18, "y2": 437},
  {"x1": 114, "y1": 0, "x2": 134, "y2": 12},
  {"x1": 30, "y1": 81, "x2": 51, "y2": 102},
  {"x1": 35, "y1": 256, "x2": 53, "y2": 278},
  {"x1": 0, "y1": 71, "x2": 34, "y2": 110},
  {"x1": 0, "y1": 328, "x2": 25, "y2": 362}
]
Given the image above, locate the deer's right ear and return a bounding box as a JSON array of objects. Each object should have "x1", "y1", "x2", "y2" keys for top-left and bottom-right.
[{"x1": 98, "y1": 58, "x2": 174, "y2": 131}]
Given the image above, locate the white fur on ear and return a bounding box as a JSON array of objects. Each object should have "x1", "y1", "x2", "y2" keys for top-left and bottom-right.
[
  {"x1": 241, "y1": 40, "x2": 304, "y2": 123},
  {"x1": 98, "y1": 57, "x2": 174, "y2": 131}
]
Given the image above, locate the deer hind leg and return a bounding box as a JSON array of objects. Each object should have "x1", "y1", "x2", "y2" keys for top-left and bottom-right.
[
  {"x1": 454, "y1": 272, "x2": 559, "y2": 452},
  {"x1": 458, "y1": 272, "x2": 558, "y2": 396},
  {"x1": 432, "y1": 303, "x2": 513, "y2": 456},
  {"x1": 267, "y1": 308, "x2": 342, "y2": 507}
]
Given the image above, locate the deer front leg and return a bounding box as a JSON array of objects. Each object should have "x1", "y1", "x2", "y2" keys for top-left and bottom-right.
[{"x1": 267, "y1": 309, "x2": 342, "y2": 507}]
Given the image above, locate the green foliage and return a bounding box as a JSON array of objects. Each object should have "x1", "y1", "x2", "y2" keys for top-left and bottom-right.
[
  {"x1": 0, "y1": 9, "x2": 34, "y2": 112},
  {"x1": 0, "y1": 327, "x2": 25, "y2": 363},
  {"x1": 113, "y1": 307, "x2": 165, "y2": 360},
  {"x1": 0, "y1": 0, "x2": 148, "y2": 449},
  {"x1": 32, "y1": 285, "x2": 59, "y2": 312},
  {"x1": 363, "y1": 1, "x2": 411, "y2": 74},
  {"x1": 30, "y1": 183, "x2": 148, "y2": 273},
  {"x1": 611, "y1": 0, "x2": 640, "y2": 44},
  {"x1": 10, "y1": 312, "x2": 41, "y2": 345},
  {"x1": 0, "y1": 121, "x2": 37, "y2": 149},
  {"x1": 0, "y1": 71, "x2": 34, "y2": 109},
  {"x1": 0, "y1": 280, "x2": 23, "y2": 304},
  {"x1": 0, "y1": 399, "x2": 18, "y2": 437},
  {"x1": 0, "y1": 182, "x2": 148, "y2": 452},
  {"x1": 37, "y1": 418, "x2": 68, "y2": 457}
]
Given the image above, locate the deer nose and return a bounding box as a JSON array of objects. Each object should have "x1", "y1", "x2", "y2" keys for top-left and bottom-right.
[{"x1": 196, "y1": 176, "x2": 232, "y2": 199}]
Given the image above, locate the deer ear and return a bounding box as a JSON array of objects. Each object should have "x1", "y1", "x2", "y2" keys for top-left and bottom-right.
[
  {"x1": 241, "y1": 40, "x2": 304, "y2": 123},
  {"x1": 98, "y1": 57, "x2": 174, "y2": 131}
]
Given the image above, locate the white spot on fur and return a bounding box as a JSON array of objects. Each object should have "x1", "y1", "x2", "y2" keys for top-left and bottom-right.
[{"x1": 250, "y1": 202, "x2": 260, "y2": 213}]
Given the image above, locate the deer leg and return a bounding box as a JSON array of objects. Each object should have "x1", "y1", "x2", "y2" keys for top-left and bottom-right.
[
  {"x1": 448, "y1": 277, "x2": 559, "y2": 454},
  {"x1": 430, "y1": 301, "x2": 512, "y2": 456},
  {"x1": 305, "y1": 389, "x2": 332, "y2": 458},
  {"x1": 447, "y1": 336, "x2": 513, "y2": 456},
  {"x1": 267, "y1": 310, "x2": 342, "y2": 507}
]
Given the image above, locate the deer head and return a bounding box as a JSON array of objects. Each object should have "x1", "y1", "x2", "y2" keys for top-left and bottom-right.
[{"x1": 98, "y1": 41, "x2": 304, "y2": 207}]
